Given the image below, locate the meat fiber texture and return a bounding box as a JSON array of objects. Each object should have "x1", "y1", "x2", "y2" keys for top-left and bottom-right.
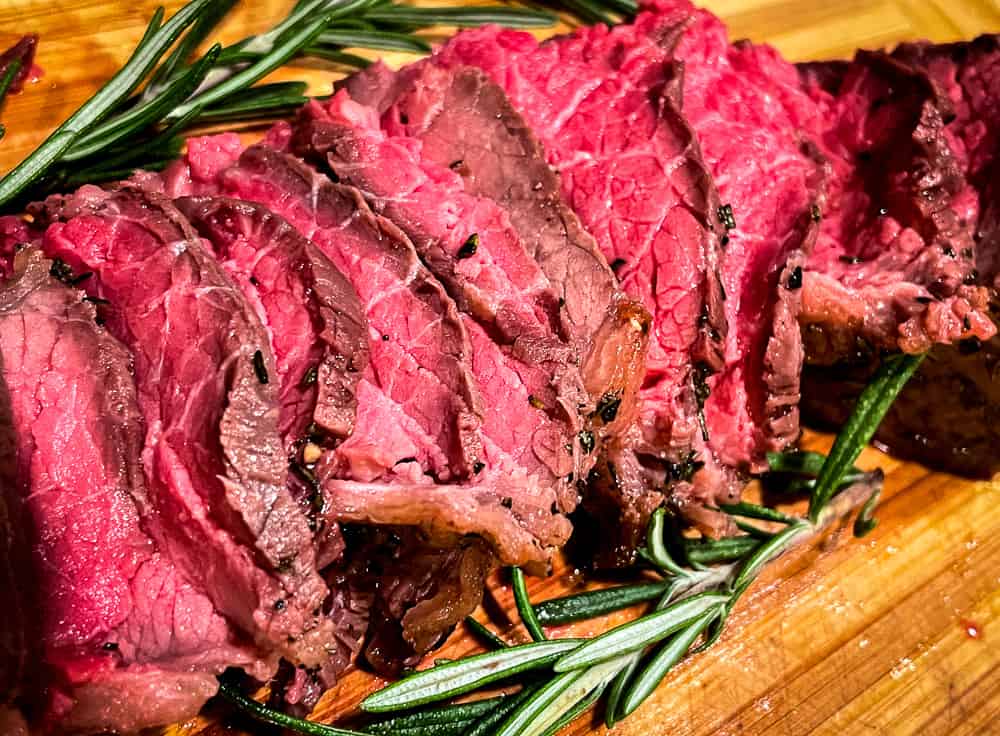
[
  {"x1": 289, "y1": 94, "x2": 594, "y2": 516},
  {"x1": 637, "y1": 0, "x2": 825, "y2": 472},
  {"x1": 0, "y1": 248, "x2": 269, "y2": 733},
  {"x1": 24, "y1": 186, "x2": 335, "y2": 668},
  {"x1": 340, "y1": 62, "x2": 651, "y2": 448},
  {"x1": 164, "y1": 134, "x2": 572, "y2": 567},
  {"x1": 803, "y1": 36, "x2": 1000, "y2": 480},
  {"x1": 176, "y1": 195, "x2": 369, "y2": 568},
  {"x1": 798, "y1": 51, "x2": 995, "y2": 359}
]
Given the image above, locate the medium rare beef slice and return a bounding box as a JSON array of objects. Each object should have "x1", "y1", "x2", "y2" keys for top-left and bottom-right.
[
  {"x1": 798, "y1": 51, "x2": 994, "y2": 357},
  {"x1": 29, "y1": 186, "x2": 332, "y2": 664},
  {"x1": 213, "y1": 143, "x2": 483, "y2": 483},
  {"x1": 292, "y1": 93, "x2": 564, "y2": 347},
  {"x1": 288, "y1": 96, "x2": 591, "y2": 494},
  {"x1": 431, "y1": 16, "x2": 731, "y2": 540},
  {"x1": 177, "y1": 196, "x2": 369, "y2": 569},
  {"x1": 344, "y1": 63, "x2": 651, "y2": 439},
  {"x1": 0, "y1": 248, "x2": 267, "y2": 734},
  {"x1": 651, "y1": 0, "x2": 826, "y2": 471},
  {"x1": 177, "y1": 196, "x2": 369, "y2": 446}
]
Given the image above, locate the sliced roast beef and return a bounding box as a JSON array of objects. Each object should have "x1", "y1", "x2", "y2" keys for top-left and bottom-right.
[
  {"x1": 0, "y1": 247, "x2": 268, "y2": 733},
  {"x1": 633, "y1": 0, "x2": 824, "y2": 473},
  {"x1": 27, "y1": 186, "x2": 333, "y2": 665},
  {"x1": 177, "y1": 196, "x2": 369, "y2": 446},
  {"x1": 288, "y1": 96, "x2": 591, "y2": 508},
  {"x1": 175, "y1": 139, "x2": 483, "y2": 482},
  {"x1": 798, "y1": 51, "x2": 995, "y2": 358},
  {"x1": 342, "y1": 63, "x2": 651, "y2": 440},
  {"x1": 170, "y1": 137, "x2": 570, "y2": 563},
  {"x1": 429, "y1": 12, "x2": 732, "y2": 543},
  {"x1": 802, "y1": 36, "x2": 1000, "y2": 479},
  {"x1": 176, "y1": 196, "x2": 369, "y2": 566}
]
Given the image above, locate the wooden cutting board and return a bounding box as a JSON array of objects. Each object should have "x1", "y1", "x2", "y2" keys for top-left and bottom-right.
[{"x1": 2, "y1": 1, "x2": 999, "y2": 734}]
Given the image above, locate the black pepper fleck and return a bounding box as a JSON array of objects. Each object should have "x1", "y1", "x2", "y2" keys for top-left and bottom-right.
[
  {"x1": 457, "y1": 233, "x2": 479, "y2": 258},
  {"x1": 593, "y1": 391, "x2": 622, "y2": 423},
  {"x1": 786, "y1": 266, "x2": 803, "y2": 290},
  {"x1": 253, "y1": 350, "x2": 269, "y2": 384},
  {"x1": 299, "y1": 364, "x2": 318, "y2": 388},
  {"x1": 473, "y1": 461, "x2": 485, "y2": 474},
  {"x1": 49, "y1": 258, "x2": 76, "y2": 284}
]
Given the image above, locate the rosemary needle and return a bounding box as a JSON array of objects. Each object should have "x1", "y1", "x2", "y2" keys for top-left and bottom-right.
[
  {"x1": 512, "y1": 567, "x2": 547, "y2": 642},
  {"x1": 360, "y1": 639, "x2": 580, "y2": 713},
  {"x1": 808, "y1": 353, "x2": 925, "y2": 521}
]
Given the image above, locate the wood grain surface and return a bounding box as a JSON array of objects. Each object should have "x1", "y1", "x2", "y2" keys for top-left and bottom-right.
[{"x1": 2, "y1": 2, "x2": 999, "y2": 735}]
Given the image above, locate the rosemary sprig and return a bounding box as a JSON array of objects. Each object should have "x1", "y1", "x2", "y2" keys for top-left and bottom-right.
[
  {"x1": 807, "y1": 353, "x2": 924, "y2": 520},
  {"x1": 533, "y1": 581, "x2": 670, "y2": 624},
  {"x1": 0, "y1": 60, "x2": 22, "y2": 114},
  {"x1": 221, "y1": 347, "x2": 920, "y2": 733},
  {"x1": 0, "y1": 0, "x2": 213, "y2": 205},
  {"x1": 217, "y1": 675, "x2": 365, "y2": 735}
]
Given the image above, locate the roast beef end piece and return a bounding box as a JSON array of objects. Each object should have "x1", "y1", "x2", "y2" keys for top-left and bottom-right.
[
  {"x1": 31, "y1": 186, "x2": 331, "y2": 663},
  {"x1": 803, "y1": 333, "x2": 1000, "y2": 479},
  {"x1": 799, "y1": 50, "x2": 996, "y2": 355}
]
